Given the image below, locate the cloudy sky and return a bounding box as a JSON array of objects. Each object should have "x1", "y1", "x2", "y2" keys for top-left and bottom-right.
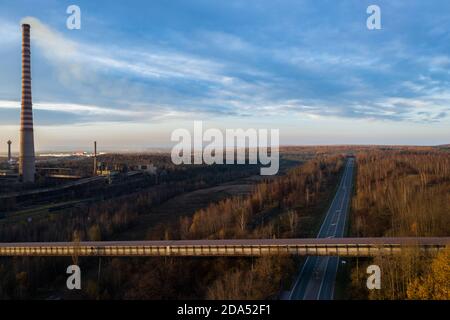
[{"x1": 1, "y1": 0, "x2": 450, "y2": 151}]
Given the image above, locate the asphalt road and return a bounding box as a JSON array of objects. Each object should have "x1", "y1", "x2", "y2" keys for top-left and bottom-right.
[{"x1": 289, "y1": 157, "x2": 355, "y2": 300}]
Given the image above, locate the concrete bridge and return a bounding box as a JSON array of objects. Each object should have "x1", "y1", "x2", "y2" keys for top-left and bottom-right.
[{"x1": 0, "y1": 237, "x2": 448, "y2": 257}]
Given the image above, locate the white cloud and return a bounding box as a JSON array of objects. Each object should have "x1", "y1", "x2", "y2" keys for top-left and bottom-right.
[
  {"x1": 0, "y1": 16, "x2": 447, "y2": 127},
  {"x1": 0, "y1": 99, "x2": 233, "y2": 123},
  {"x1": 20, "y1": 16, "x2": 230, "y2": 85},
  {"x1": 0, "y1": 99, "x2": 140, "y2": 117}
]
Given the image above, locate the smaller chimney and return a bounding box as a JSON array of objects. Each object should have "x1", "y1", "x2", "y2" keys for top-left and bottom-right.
[
  {"x1": 93, "y1": 141, "x2": 97, "y2": 176},
  {"x1": 7, "y1": 140, "x2": 12, "y2": 162}
]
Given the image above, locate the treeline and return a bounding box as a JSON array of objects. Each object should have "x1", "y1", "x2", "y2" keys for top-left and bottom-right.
[
  {"x1": 349, "y1": 150, "x2": 450, "y2": 300},
  {"x1": 352, "y1": 150, "x2": 449, "y2": 236},
  {"x1": 183, "y1": 156, "x2": 344, "y2": 240}
]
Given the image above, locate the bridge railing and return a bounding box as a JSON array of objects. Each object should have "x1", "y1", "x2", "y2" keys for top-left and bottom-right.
[{"x1": 0, "y1": 239, "x2": 447, "y2": 257}]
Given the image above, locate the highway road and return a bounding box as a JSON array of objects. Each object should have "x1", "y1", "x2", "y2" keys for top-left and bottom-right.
[{"x1": 289, "y1": 157, "x2": 355, "y2": 300}]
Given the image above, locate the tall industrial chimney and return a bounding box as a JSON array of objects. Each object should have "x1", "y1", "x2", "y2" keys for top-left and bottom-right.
[
  {"x1": 7, "y1": 140, "x2": 12, "y2": 162},
  {"x1": 93, "y1": 141, "x2": 97, "y2": 176},
  {"x1": 19, "y1": 23, "x2": 36, "y2": 183}
]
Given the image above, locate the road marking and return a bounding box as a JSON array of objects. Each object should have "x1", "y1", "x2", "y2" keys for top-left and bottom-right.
[
  {"x1": 316, "y1": 161, "x2": 350, "y2": 237},
  {"x1": 317, "y1": 256, "x2": 330, "y2": 299},
  {"x1": 316, "y1": 162, "x2": 352, "y2": 298},
  {"x1": 288, "y1": 256, "x2": 313, "y2": 299},
  {"x1": 290, "y1": 159, "x2": 354, "y2": 300}
]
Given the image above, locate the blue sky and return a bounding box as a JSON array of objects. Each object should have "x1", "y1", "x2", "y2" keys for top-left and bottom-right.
[{"x1": 0, "y1": 0, "x2": 450, "y2": 151}]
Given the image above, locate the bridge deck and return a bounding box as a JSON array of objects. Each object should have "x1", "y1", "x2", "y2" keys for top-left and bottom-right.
[{"x1": 0, "y1": 237, "x2": 448, "y2": 257}]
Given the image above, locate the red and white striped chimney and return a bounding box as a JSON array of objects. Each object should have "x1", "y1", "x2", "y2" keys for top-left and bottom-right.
[{"x1": 19, "y1": 23, "x2": 36, "y2": 183}]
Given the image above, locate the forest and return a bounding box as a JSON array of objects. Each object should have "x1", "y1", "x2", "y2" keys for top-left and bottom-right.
[
  {"x1": 0, "y1": 147, "x2": 448, "y2": 299},
  {"x1": 348, "y1": 149, "x2": 449, "y2": 300}
]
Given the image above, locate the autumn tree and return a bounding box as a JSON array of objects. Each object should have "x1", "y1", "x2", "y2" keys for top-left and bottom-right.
[{"x1": 407, "y1": 246, "x2": 450, "y2": 300}]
